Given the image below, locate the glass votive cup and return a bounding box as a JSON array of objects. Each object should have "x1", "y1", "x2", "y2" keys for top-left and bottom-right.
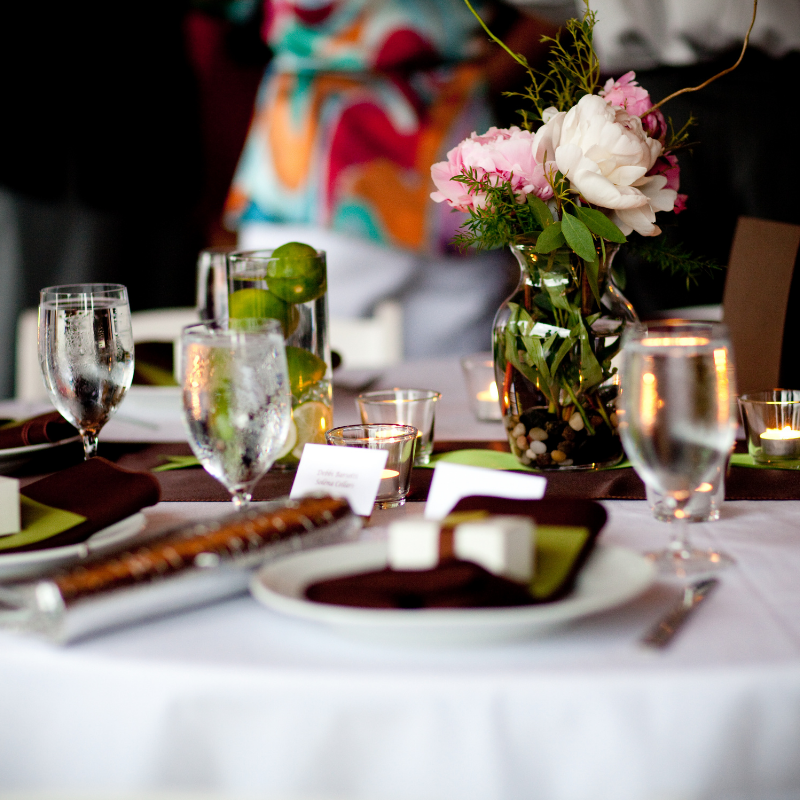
[
  {"x1": 460, "y1": 353, "x2": 502, "y2": 421},
  {"x1": 646, "y1": 466, "x2": 725, "y2": 523},
  {"x1": 739, "y1": 390, "x2": 800, "y2": 466},
  {"x1": 356, "y1": 389, "x2": 440, "y2": 466},
  {"x1": 325, "y1": 423, "x2": 417, "y2": 509}
]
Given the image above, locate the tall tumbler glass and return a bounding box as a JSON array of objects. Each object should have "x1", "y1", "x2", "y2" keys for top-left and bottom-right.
[
  {"x1": 181, "y1": 318, "x2": 292, "y2": 508},
  {"x1": 196, "y1": 245, "x2": 233, "y2": 321},
  {"x1": 618, "y1": 321, "x2": 738, "y2": 579},
  {"x1": 228, "y1": 248, "x2": 331, "y2": 469},
  {"x1": 38, "y1": 283, "x2": 134, "y2": 459}
]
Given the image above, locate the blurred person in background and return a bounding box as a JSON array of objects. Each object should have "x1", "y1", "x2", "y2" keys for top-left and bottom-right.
[{"x1": 224, "y1": 0, "x2": 565, "y2": 359}]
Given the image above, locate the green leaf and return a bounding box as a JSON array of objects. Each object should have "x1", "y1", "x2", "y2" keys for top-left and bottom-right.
[
  {"x1": 535, "y1": 221, "x2": 566, "y2": 253},
  {"x1": 522, "y1": 336, "x2": 552, "y2": 385},
  {"x1": 504, "y1": 305, "x2": 558, "y2": 407},
  {"x1": 574, "y1": 206, "x2": 627, "y2": 244},
  {"x1": 575, "y1": 316, "x2": 603, "y2": 390},
  {"x1": 550, "y1": 331, "x2": 578, "y2": 376},
  {"x1": 526, "y1": 195, "x2": 554, "y2": 229},
  {"x1": 541, "y1": 269, "x2": 573, "y2": 311},
  {"x1": 533, "y1": 292, "x2": 553, "y2": 313},
  {"x1": 561, "y1": 212, "x2": 596, "y2": 261}
]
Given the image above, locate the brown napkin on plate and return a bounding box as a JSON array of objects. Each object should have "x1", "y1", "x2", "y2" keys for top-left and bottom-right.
[
  {"x1": 306, "y1": 560, "x2": 536, "y2": 609},
  {"x1": 7, "y1": 457, "x2": 161, "y2": 554},
  {"x1": 306, "y1": 496, "x2": 607, "y2": 609},
  {"x1": 0, "y1": 412, "x2": 78, "y2": 450}
]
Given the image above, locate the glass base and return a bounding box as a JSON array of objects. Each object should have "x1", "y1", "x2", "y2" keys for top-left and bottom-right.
[
  {"x1": 646, "y1": 547, "x2": 735, "y2": 580},
  {"x1": 376, "y1": 497, "x2": 406, "y2": 510}
]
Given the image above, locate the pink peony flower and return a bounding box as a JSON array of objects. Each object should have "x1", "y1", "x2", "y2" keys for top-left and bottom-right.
[
  {"x1": 648, "y1": 153, "x2": 688, "y2": 213},
  {"x1": 600, "y1": 71, "x2": 667, "y2": 141},
  {"x1": 648, "y1": 154, "x2": 680, "y2": 192},
  {"x1": 430, "y1": 126, "x2": 554, "y2": 212},
  {"x1": 600, "y1": 71, "x2": 652, "y2": 116}
]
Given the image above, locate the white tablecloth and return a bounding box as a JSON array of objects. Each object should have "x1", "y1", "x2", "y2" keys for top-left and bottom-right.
[
  {"x1": 2, "y1": 498, "x2": 800, "y2": 800},
  {"x1": 2, "y1": 359, "x2": 800, "y2": 799}
]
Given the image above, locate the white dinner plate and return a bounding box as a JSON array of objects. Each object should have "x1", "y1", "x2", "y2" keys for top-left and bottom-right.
[
  {"x1": 0, "y1": 436, "x2": 81, "y2": 474},
  {"x1": 250, "y1": 540, "x2": 657, "y2": 645},
  {"x1": 0, "y1": 512, "x2": 147, "y2": 582}
]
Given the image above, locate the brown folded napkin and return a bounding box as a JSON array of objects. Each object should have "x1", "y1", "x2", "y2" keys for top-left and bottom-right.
[
  {"x1": 0, "y1": 412, "x2": 78, "y2": 450},
  {"x1": 6, "y1": 457, "x2": 161, "y2": 554},
  {"x1": 306, "y1": 497, "x2": 607, "y2": 609},
  {"x1": 306, "y1": 560, "x2": 536, "y2": 609}
]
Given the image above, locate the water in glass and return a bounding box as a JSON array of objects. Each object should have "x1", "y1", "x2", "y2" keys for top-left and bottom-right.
[
  {"x1": 38, "y1": 284, "x2": 134, "y2": 459},
  {"x1": 181, "y1": 319, "x2": 292, "y2": 508},
  {"x1": 618, "y1": 322, "x2": 737, "y2": 578}
]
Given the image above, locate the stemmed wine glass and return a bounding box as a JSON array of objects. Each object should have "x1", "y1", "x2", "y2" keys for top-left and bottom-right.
[
  {"x1": 617, "y1": 320, "x2": 737, "y2": 579},
  {"x1": 38, "y1": 283, "x2": 135, "y2": 460},
  {"x1": 180, "y1": 318, "x2": 292, "y2": 509}
]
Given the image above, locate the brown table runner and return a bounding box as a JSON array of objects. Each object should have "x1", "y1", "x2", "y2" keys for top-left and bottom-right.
[{"x1": 17, "y1": 440, "x2": 800, "y2": 503}]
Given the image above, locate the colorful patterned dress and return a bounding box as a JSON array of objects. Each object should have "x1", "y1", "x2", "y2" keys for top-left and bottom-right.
[{"x1": 225, "y1": 0, "x2": 495, "y2": 256}]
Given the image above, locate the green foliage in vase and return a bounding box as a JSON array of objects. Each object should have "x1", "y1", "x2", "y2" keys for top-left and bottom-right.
[{"x1": 496, "y1": 243, "x2": 624, "y2": 427}]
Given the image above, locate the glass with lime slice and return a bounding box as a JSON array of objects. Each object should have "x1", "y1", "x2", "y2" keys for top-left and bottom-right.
[{"x1": 228, "y1": 245, "x2": 332, "y2": 468}]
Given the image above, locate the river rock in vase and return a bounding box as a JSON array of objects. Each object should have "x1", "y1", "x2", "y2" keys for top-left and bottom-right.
[{"x1": 493, "y1": 236, "x2": 637, "y2": 470}]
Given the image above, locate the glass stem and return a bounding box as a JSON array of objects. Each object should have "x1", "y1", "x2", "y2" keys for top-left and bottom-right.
[
  {"x1": 668, "y1": 500, "x2": 692, "y2": 559},
  {"x1": 231, "y1": 490, "x2": 252, "y2": 510},
  {"x1": 81, "y1": 430, "x2": 99, "y2": 460}
]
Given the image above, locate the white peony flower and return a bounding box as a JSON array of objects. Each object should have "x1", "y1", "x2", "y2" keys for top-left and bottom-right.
[{"x1": 533, "y1": 94, "x2": 677, "y2": 236}]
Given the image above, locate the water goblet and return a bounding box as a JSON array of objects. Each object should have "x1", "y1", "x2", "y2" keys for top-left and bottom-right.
[
  {"x1": 617, "y1": 320, "x2": 738, "y2": 579},
  {"x1": 181, "y1": 319, "x2": 292, "y2": 509},
  {"x1": 38, "y1": 283, "x2": 135, "y2": 459}
]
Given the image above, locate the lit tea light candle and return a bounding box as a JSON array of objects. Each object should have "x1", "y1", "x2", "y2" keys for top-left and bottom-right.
[
  {"x1": 380, "y1": 469, "x2": 400, "y2": 480},
  {"x1": 760, "y1": 426, "x2": 800, "y2": 457},
  {"x1": 475, "y1": 380, "x2": 502, "y2": 421}
]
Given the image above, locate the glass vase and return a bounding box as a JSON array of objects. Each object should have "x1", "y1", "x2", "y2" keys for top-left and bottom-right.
[
  {"x1": 228, "y1": 249, "x2": 331, "y2": 469},
  {"x1": 493, "y1": 235, "x2": 637, "y2": 470}
]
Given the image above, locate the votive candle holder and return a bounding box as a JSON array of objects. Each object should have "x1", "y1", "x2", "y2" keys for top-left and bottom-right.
[
  {"x1": 739, "y1": 390, "x2": 800, "y2": 465},
  {"x1": 325, "y1": 423, "x2": 418, "y2": 508}
]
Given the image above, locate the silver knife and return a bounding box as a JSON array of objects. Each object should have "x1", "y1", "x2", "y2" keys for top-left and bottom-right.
[{"x1": 641, "y1": 577, "x2": 719, "y2": 649}]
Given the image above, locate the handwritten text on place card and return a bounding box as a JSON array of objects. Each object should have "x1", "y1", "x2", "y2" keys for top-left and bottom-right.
[{"x1": 290, "y1": 443, "x2": 388, "y2": 517}]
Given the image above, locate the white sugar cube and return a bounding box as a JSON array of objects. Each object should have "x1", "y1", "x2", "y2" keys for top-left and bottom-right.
[
  {"x1": 454, "y1": 515, "x2": 535, "y2": 583},
  {"x1": 0, "y1": 476, "x2": 21, "y2": 536},
  {"x1": 387, "y1": 518, "x2": 441, "y2": 570}
]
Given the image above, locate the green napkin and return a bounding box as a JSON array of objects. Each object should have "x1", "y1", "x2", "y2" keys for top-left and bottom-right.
[
  {"x1": 152, "y1": 455, "x2": 201, "y2": 472},
  {"x1": 530, "y1": 525, "x2": 590, "y2": 600},
  {"x1": 0, "y1": 497, "x2": 87, "y2": 552},
  {"x1": 424, "y1": 448, "x2": 631, "y2": 473},
  {"x1": 729, "y1": 452, "x2": 800, "y2": 470}
]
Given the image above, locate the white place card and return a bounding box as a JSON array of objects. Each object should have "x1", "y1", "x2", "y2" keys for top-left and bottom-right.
[
  {"x1": 424, "y1": 462, "x2": 547, "y2": 520},
  {"x1": 290, "y1": 443, "x2": 388, "y2": 517},
  {"x1": 0, "y1": 475, "x2": 21, "y2": 536}
]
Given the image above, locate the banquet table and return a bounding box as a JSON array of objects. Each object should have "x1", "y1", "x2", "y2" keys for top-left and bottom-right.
[{"x1": 1, "y1": 359, "x2": 800, "y2": 800}]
